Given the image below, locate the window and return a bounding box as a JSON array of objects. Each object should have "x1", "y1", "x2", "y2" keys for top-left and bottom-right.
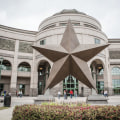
[
  {"x1": 112, "y1": 67, "x2": 120, "y2": 95},
  {"x1": 60, "y1": 23, "x2": 67, "y2": 26},
  {"x1": 73, "y1": 23, "x2": 80, "y2": 26},
  {"x1": 18, "y1": 62, "x2": 31, "y2": 72},
  {"x1": 112, "y1": 79, "x2": 120, "y2": 95},
  {"x1": 42, "y1": 24, "x2": 55, "y2": 31},
  {"x1": 84, "y1": 24, "x2": 98, "y2": 30},
  {"x1": 60, "y1": 23, "x2": 80, "y2": 26},
  {"x1": 112, "y1": 79, "x2": 120, "y2": 88},
  {"x1": 112, "y1": 67, "x2": 120, "y2": 75},
  {"x1": 97, "y1": 81, "x2": 104, "y2": 94},
  {"x1": 99, "y1": 69, "x2": 104, "y2": 75},
  {"x1": 40, "y1": 40, "x2": 45, "y2": 45},
  {"x1": 95, "y1": 38, "x2": 100, "y2": 44},
  {"x1": 63, "y1": 75, "x2": 78, "y2": 96}
]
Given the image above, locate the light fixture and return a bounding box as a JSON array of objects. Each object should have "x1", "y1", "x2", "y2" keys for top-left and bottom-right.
[
  {"x1": 40, "y1": 67, "x2": 43, "y2": 70},
  {"x1": 98, "y1": 66, "x2": 102, "y2": 69}
]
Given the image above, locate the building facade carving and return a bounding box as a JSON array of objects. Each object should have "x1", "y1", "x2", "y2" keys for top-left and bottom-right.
[
  {"x1": 109, "y1": 51, "x2": 120, "y2": 59},
  {"x1": 19, "y1": 41, "x2": 33, "y2": 53},
  {"x1": 0, "y1": 37, "x2": 15, "y2": 51}
]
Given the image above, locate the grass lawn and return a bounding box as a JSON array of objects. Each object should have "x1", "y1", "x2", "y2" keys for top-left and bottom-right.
[{"x1": 0, "y1": 107, "x2": 9, "y2": 110}]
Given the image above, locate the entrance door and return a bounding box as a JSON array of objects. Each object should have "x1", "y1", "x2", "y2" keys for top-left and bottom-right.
[
  {"x1": 63, "y1": 75, "x2": 78, "y2": 96},
  {"x1": 38, "y1": 61, "x2": 51, "y2": 95},
  {"x1": 38, "y1": 71, "x2": 46, "y2": 95}
]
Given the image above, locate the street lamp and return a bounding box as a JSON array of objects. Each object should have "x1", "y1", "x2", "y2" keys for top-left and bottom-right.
[{"x1": 0, "y1": 57, "x2": 3, "y2": 80}]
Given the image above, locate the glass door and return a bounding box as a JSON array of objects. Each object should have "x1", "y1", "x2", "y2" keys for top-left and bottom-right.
[{"x1": 63, "y1": 75, "x2": 78, "y2": 96}]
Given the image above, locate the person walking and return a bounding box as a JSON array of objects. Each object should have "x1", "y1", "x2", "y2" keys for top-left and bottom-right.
[
  {"x1": 104, "y1": 90, "x2": 108, "y2": 97},
  {"x1": 19, "y1": 90, "x2": 23, "y2": 97},
  {"x1": 64, "y1": 90, "x2": 67, "y2": 99},
  {"x1": 75, "y1": 90, "x2": 77, "y2": 98},
  {"x1": 70, "y1": 90, "x2": 73, "y2": 99},
  {"x1": 58, "y1": 91, "x2": 61, "y2": 99},
  {"x1": 16, "y1": 90, "x2": 18, "y2": 97}
]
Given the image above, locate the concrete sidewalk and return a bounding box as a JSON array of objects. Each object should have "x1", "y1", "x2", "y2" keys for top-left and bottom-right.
[
  {"x1": 0, "y1": 96, "x2": 120, "y2": 120},
  {"x1": 0, "y1": 97, "x2": 36, "y2": 120},
  {"x1": 0, "y1": 107, "x2": 14, "y2": 120}
]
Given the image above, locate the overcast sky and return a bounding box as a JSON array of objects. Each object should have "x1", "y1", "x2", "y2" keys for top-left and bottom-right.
[{"x1": 0, "y1": 0, "x2": 120, "y2": 38}]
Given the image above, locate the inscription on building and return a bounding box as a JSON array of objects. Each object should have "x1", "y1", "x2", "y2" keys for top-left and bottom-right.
[
  {"x1": 19, "y1": 41, "x2": 33, "y2": 53},
  {"x1": 0, "y1": 38, "x2": 15, "y2": 51},
  {"x1": 109, "y1": 51, "x2": 120, "y2": 59}
]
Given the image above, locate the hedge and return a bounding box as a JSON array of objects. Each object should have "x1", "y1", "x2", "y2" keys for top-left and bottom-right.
[{"x1": 12, "y1": 103, "x2": 120, "y2": 120}]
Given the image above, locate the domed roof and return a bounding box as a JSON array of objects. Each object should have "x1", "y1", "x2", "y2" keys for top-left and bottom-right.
[{"x1": 53, "y1": 9, "x2": 86, "y2": 16}]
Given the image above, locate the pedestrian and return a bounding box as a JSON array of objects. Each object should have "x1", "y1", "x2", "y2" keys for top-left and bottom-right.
[
  {"x1": 75, "y1": 90, "x2": 77, "y2": 98},
  {"x1": 70, "y1": 90, "x2": 73, "y2": 99},
  {"x1": 4, "y1": 91, "x2": 6, "y2": 97},
  {"x1": 16, "y1": 90, "x2": 18, "y2": 97},
  {"x1": 19, "y1": 90, "x2": 23, "y2": 97},
  {"x1": 104, "y1": 90, "x2": 108, "y2": 97},
  {"x1": 64, "y1": 90, "x2": 67, "y2": 99},
  {"x1": 101, "y1": 90, "x2": 104, "y2": 95},
  {"x1": 58, "y1": 91, "x2": 61, "y2": 99}
]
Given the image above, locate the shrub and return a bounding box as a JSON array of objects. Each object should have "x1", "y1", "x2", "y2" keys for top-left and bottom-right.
[{"x1": 12, "y1": 104, "x2": 120, "y2": 120}]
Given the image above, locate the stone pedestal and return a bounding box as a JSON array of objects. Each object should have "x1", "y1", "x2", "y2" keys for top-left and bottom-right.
[
  {"x1": 87, "y1": 95, "x2": 108, "y2": 104},
  {"x1": 87, "y1": 89, "x2": 108, "y2": 104},
  {"x1": 34, "y1": 89, "x2": 55, "y2": 104},
  {"x1": 10, "y1": 88, "x2": 16, "y2": 96},
  {"x1": 30, "y1": 88, "x2": 38, "y2": 96}
]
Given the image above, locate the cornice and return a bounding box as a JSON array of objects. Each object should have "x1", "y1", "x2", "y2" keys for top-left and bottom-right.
[
  {"x1": 108, "y1": 39, "x2": 120, "y2": 43},
  {"x1": 0, "y1": 24, "x2": 38, "y2": 35}
]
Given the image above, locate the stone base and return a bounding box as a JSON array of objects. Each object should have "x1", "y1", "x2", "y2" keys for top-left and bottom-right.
[
  {"x1": 34, "y1": 89, "x2": 55, "y2": 104},
  {"x1": 10, "y1": 88, "x2": 16, "y2": 96},
  {"x1": 34, "y1": 95, "x2": 55, "y2": 104},
  {"x1": 30, "y1": 88, "x2": 38, "y2": 96},
  {"x1": 87, "y1": 95, "x2": 108, "y2": 104}
]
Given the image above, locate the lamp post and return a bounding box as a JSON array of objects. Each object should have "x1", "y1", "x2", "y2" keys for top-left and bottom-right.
[{"x1": 0, "y1": 57, "x2": 3, "y2": 80}]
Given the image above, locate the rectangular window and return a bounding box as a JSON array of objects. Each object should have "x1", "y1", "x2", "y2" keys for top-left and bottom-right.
[
  {"x1": 60, "y1": 23, "x2": 67, "y2": 26},
  {"x1": 97, "y1": 81, "x2": 104, "y2": 94},
  {"x1": 40, "y1": 40, "x2": 45, "y2": 45},
  {"x1": 95, "y1": 38, "x2": 100, "y2": 44}
]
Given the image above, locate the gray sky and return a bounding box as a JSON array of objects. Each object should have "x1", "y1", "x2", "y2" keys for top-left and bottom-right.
[{"x1": 0, "y1": 0, "x2": 120, "y2": 38}]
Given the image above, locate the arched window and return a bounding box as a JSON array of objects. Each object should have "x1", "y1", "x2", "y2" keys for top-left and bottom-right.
[
  {"x1": 1, "y1": 60, "x2": 11, "y2": 70},
  {"x1": 18, "y1": 62, "x2": 31, "y2": 72},
  {"x1": 112, "y1": 67, "x2": 120, "y2": 75}
]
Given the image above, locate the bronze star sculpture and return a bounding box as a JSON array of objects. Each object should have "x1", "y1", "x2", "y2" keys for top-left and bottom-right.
[{"x1": 32, "y1": 20, "x2": 109, "y2": 92}]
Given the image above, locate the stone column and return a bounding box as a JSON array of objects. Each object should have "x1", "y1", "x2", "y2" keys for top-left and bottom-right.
[
  {"x1": 10, "y1": 40, "x2": 19, "y2": 95},
  {"x1": 104, "y1": 48, "x2": 112, "y2": 95},
  {"x1": 30, "y1": 49, "x2": 38, "y2": 96},
  {"x1": 93, "y1": 65, "x2": 97, "y2": 87}
]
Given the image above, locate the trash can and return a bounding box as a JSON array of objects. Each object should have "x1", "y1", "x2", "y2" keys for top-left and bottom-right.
[{"x1": 4, "y1": 94, "x2": 11, "y2": 107}]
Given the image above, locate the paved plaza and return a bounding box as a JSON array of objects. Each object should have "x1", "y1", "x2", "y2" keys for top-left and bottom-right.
[{"x1": 0, "y1": 96, "x2": 120, "y2": 120}]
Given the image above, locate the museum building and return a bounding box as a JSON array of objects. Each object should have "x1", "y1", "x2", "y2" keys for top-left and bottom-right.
[{"x1": 0, "y1": 9, "x2": 120, "y2": 96}]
